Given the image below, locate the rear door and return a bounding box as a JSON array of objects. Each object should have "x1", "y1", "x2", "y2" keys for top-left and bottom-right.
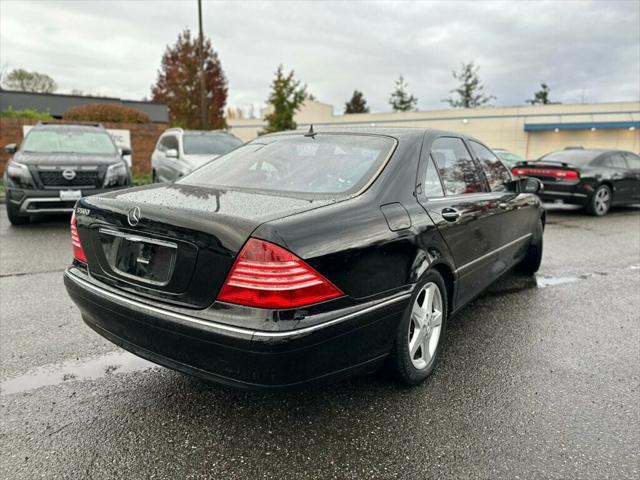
[
  {"x1": 417, "y1": 136, "x2": 505, "y2": 307},
  {"x1": 468, "y1": 140, "x2": 538, "y2": 268}
]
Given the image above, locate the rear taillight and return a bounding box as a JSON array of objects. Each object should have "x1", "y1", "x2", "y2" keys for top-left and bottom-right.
[
  {"x1": 217, "y1": 238, "x2": 344, "y2": 309},
  {"x1": 512, "y1": 167, "x2": 580, "y2": 180},
  {"x1": 70, "y1": 211, "x2": 87, "y2": 264}
]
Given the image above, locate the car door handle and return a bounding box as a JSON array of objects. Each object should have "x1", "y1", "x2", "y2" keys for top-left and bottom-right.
[
  {"x1": 499, "y1": 203, "x2": 509, "y2": 209},
  {"x1": 441, "y1": 208, "x2": 461, "y2": 222}
]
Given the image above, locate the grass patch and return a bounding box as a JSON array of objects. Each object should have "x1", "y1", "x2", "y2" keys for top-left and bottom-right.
[
  {"x1": 0, "y1": 178, "x2": 4, "y2": 194},
  {"x1": 132, "y1": 175, "x2": 152, "y2": 187}
]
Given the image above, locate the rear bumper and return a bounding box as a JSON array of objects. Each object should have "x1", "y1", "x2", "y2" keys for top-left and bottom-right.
[
  {"x1": 63, "y1": 268, "x2": 409, "y2": 390},
  {"x1": 538, "y1": 181, "x2": 592, "y2": 205},
  {"x1": 5, "y1": 187, "x2": 126, "y2": 215}
]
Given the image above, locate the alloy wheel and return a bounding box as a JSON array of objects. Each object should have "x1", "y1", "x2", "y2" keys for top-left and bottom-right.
[
  {"x1": 408, "y1": 282, "x2": 443, "y2": 370},
  {"x1": 594, "y1": 187, "x2": 611, "y2": 215}
]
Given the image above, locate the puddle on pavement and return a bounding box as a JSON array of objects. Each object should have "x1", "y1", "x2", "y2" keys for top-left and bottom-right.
[
  {"x1": 486, "y1": 271, "x2": 610, "y2": 297},
  {"x1": 1, "y1": 350, "x2": 158, "y2": 396}
]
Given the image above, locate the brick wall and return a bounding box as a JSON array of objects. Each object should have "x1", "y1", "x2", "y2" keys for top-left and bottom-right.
[{"x1": 0, "y1": 118, "x2": 168, "y2": 175}]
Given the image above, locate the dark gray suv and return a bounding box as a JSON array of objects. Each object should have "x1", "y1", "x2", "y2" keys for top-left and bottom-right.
[{"x1": 3, "y1": 123, "x2": 132, "y2": 225}]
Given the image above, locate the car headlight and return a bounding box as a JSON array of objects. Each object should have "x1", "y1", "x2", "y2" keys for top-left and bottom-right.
[
  {"x1": 5, "y1": 161, "x2": 35, "y2": 188},
  {"x1": 103, "y1": 162, "x2": 129, "y2": 187}
]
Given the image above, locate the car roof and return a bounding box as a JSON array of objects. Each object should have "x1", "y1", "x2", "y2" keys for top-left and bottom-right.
[
  {"x1": 260, "y1": 126, "x2": 453, "y2": 142},
  {"x1": 31, "y1": 123, "x2": 106, "y2": 133}
]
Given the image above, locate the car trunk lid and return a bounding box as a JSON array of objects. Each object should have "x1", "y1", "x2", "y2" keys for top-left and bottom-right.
[{"x1": 75, "y1": 183, "x2": 335, "y2": 308}]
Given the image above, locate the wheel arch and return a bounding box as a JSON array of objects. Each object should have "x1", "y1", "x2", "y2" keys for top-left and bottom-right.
[{"x1": 428, "y1": 261, "x2": 455, "y2": 315}]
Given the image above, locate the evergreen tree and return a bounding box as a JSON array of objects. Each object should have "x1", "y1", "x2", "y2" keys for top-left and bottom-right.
[
  {"x1": 389, "y1": 76, "x2": 418, "y2": 112},
  {"x1": 344, "y1": 90, "x2": 370, "y2": 114},
  {"x1": 443, "y1": 61, "x2": 495, "y2": 108},
  {"x1": 264, "y1": 65, "x2": 307, "y2": 133}
]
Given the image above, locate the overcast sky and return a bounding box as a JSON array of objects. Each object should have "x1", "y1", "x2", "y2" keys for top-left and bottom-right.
[{"x1": 1, "y1": 0, "x2": 639, "y2": 114}]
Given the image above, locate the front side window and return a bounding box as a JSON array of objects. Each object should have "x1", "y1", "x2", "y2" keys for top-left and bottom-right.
[
  {"x1": 623, "y1": 152, "x2": 640, "y2": 169},
  {"x1": 179, "y1": 134, "x2": 395, "y2": 197},
  {"x1": 22, "y1": 130, "x2": 116, "y2": 155},
  {"x1": 183, "y1": 134, "x2": 242, "y2": 156},
  {"x1": 162, "y1": 136, "x2": 179, "y2": 152},
  {"x1": 469, "y1": 141, "x2": 512, "y2": 192},
  {"x1": 608, "y1": 153, "x2": 628, "y2": 169},
  {"x1": 430, "y1": 137, "x2": 485, "y2": 195}
]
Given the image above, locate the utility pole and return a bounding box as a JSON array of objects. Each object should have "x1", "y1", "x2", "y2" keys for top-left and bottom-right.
[{"x1": 198, "y1": 0, "x2": 207, "y2": 129}]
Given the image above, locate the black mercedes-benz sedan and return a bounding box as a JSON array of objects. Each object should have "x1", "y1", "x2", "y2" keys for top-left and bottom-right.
[
  {"x1": 512, "y1": 148, "x2": 640, "y2": 216},
  {"x1": 4, "y1": 123, "x2": 132, "y2": 225},
  {"x1": 64, "y1": 127, "x2": 545, "y2": 389}
]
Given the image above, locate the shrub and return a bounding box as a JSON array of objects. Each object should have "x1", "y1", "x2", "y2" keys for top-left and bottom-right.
[
  {"x1": 63, "y1": 103, "x2": 150, "y2": 124},
  {"x1": 1, "y1": 106, "x2": 53, "y2": 120}
]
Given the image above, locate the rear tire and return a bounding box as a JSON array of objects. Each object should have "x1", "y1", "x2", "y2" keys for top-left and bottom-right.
[
  {"x1": 586, "y1": 184, "x2": 612, "y2": 216},
  {"x1": 516, "y1": 218, "x2": 543, "y2": 275},
  {"x1": 6, "y1": 202, "x2": 29, "y2": 226},
  {"x1": 389, "y1": 270, "x2": 448, "y2": 386}
]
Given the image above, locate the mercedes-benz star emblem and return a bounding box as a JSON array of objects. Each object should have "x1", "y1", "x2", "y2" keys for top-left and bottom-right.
[
  {"x1": 127, "y1": 206, "x2": 141, "y2": 227},
  {"x1": 62, "y1": 168, "x2": 76, "y2": 181}
]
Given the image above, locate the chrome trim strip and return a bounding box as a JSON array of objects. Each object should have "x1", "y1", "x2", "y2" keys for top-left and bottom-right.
[
  {"x1": 541, "y1": 191, "x2": 588, "y2": 198},
  {"x1": 456, "y1": 233, "x2": 532, "y2": 273},
  {"x1": 98, "y1": 228, "x2": 178, "y2": 249},
  {"x1": 64, "y1": 270, "x2": 411, "y2": 339}
]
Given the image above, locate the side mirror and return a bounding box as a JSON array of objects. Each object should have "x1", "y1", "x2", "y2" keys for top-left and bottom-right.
[
  {"x1": 520, "y1": 177, "x2": 543, "y2": 193},
  {"x1": 5, "y1": 144, "x2": 17, "y2": 154},
  {"x1": 165, "y1": 149, "x2": 178, "y2": 159},
  {"x1": 120, "y1": 146, "x2": 132, "y2": 156},
  {"x1": 506, "y1": 177, "x2": 543, "y2": 194}
]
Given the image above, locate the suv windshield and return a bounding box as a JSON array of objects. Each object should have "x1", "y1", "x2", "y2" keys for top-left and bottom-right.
[
  {"x1": 179, "y1": 134, "x2": 395, "y2": 196},
  {"x1": 22, "y1": 129, "x2": 116, "y2": 154},
  {"x1": 183, "y1": 134, "x2": 242, "y2": 155}
]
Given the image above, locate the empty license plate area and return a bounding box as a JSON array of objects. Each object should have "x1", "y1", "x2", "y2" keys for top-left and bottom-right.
[{"x1": 98, "y1": 228, "x2": 177, "y2": 286}]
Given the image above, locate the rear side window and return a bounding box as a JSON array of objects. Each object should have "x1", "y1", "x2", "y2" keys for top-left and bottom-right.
[
  {"x1": 469, "y1": 141, "x2": 512, "y2": 192},
  {"x1": 430, "y1": 137, "x2": 485, "y2": 195},
  {"x1": 608, "y1": 153, "x2": 628, "y2": 169},
  {"x1": 183, "y1": 134, "x2": 242, "y2": 155},
  {"x1": 180, "y1": 134, "x2": 395, "y2": 197},
  {"x1": 424, "y1": 156, "x2": 444, "y2": 198}
]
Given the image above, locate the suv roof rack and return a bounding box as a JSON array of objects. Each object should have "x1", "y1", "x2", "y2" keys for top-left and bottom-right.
[
  {"x1": 36, "y1": 121, "x2": 105, "y2": 128},
  {"x1": 564, "y1": 146, "x2": 584, "y2": 150}
]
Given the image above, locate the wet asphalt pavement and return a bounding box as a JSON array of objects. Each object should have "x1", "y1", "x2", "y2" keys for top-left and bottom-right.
[{"x1": 1, "y1": 205, "x2": 639, "y2": 479}]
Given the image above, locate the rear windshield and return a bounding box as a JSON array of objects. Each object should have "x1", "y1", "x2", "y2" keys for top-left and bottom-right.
[
  {"x1": 22, "y1": 129, "x2": 116, "y2": 155},
  {"x1": 179, "y1": 134, "x2": 396, "y2": 196},
  {"x1": 538, "y1": 150, "x2": 600, "y2": 165},
  {"x1": 183, "y1": 134, "x2": 243, "y2": 155}
]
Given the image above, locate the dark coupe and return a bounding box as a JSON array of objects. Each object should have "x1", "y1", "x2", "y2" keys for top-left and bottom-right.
[
  {"x1": 64, "y1": 128, "x2": 545, "y2": 389},
  {"x1": 512, "y1": 148, "x2": 640, "y2": 216}
]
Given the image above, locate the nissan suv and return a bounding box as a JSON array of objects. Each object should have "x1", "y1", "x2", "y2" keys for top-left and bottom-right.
[
  {"x1": 3, "y1": 123, "x2": 132, "y2": 225},
  {"x1": 151, "y1": 128, "x2": 242, "y2": 182}
]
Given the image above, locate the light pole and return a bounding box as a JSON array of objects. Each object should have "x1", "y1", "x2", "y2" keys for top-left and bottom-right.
[{"x1": 198, "y1": 0, "x2": 207, "y2": 129}]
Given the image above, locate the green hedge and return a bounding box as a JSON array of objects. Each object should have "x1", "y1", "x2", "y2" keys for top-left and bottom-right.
[{"x1": 1, "y1": 106, "x2": 53, "y2": 120}]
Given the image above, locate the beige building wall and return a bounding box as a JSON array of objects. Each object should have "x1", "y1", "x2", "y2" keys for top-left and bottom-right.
[{"x1": 228, "y1": 101, "x2": 640, "y2": 159}]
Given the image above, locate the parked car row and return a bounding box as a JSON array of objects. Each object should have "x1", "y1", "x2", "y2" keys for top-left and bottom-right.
[{"x1": 3, "y1": 122, "x2": 242, "y2": 225}]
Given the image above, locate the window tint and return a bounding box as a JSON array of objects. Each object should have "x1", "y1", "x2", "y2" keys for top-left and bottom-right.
[
  {"x1": 430, "y1": 137, "x2": 485, "y2": 195},
  {"x1": 424, "y1": 156, "x2": 444, "y2": 198},
  {"x1": 469, "y1": 141, "x2": 512, "y2": 191},
  {"x1": 608, "y1": 153, "x2": 628, "y2": 169},
  {"x1": 623, "y1": 152, "x2": 640, "y2": 169},
  {"x1": 180, "y1": 134, "x2": 395, "y2": 197}
]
